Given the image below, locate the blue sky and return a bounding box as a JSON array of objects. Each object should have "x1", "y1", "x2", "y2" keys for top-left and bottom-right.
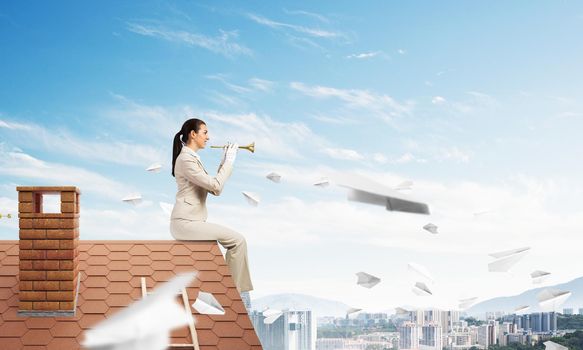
[{"x1": 1, "y1": 1, "x2": 583, "y2": 311}]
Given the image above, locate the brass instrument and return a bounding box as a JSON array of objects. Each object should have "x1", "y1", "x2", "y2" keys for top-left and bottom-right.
[{"x1": 210, "y1": 142, "x2": 255, "y2": 153}]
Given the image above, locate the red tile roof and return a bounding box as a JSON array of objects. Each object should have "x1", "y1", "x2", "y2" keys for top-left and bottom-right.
[{"x1": 0, "y1": 240, "x2": 262, "y2": 350}]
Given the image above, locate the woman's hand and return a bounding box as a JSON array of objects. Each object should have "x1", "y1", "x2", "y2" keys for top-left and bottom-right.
[
  {"x1": 220, "y1": 142, "x2": 232, "y2": 166},
  {"x1": 225, "y1": 142, "x2": 238, "y2": 164}
]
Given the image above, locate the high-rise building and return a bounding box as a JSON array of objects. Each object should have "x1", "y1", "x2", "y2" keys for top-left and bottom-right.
[
  {"x1": 477, "y1": 322, "x2": 497, "y2": 348},
  {"x1": 250, "y1": 310, "x2": 316, "y2": 350},
  {"x1": 579, "y1": 308, "x2": 583, "y2": 315},
  {"x1": 563, "y1": 308, "x2": 573, "y2": 315},
  {"x1": 420, "y1": 324, "x2": 442, "y2": 350},
  {"x1": 399, "y1": 322, "x2": 420, "y2": 350}
]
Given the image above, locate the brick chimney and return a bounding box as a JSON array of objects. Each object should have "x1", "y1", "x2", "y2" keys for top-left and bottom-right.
[{"x1": 16, "y1": 186, "x2": 80, "y2": 316}]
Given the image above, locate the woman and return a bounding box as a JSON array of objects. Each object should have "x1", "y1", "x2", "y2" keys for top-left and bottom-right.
[{"x1": 170, "y1": 118, "x2": 254, "y2": 298}]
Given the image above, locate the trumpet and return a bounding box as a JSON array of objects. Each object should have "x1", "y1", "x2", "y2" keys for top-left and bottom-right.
[{"x1": 210, "y1": 142, "x2": 255, "y2": 153}]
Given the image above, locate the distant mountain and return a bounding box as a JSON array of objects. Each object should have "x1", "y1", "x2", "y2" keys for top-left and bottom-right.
[
  {"x1": 251, "y1": 293, "x2": 351, "y2": 318},
  {"x1": 467, "y1": 276, "x2": 583, "y2": 317}
]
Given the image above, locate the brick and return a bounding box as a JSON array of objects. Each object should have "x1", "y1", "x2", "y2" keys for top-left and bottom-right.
[
  {"x1": 19, "y1": 202, "x2": 35, "y2": 213},
  {"x1": 33, "y1": 239, "x2": 61, "y2": 249},
  {"x1": 46, "y1": 229, "x2": 76, "y2": 239},
  {"x1": 20, "y1": 239, "x2": 33, "y2": 250},
  {"x1": 61, "y1": 192, "x2": 76, "y2": 203},
  {"x1": 47, "y1": 249, "x2": 74, "y2": 260},
  {"x1": 20, "y1": 260, "x2": 33, "y2": 270},
  {"x1": 59, "y1": 260, "x2": 75, "y2": 270},
  {"x1": 19, "y1": 302, "x2": 33, "y2": 310},
  {"x1": 20, "y1": 250, "x2": 46, "y2": 260},
  {"x1": 19, "y1": 191, "x2": 33, "y2": 202},
  {"x1": 61, "y1": 202, "x2": 75, "y2": 213},
  {"x1": 20, "y1": 271, "x2": 46, "y2": 281},
  {"x1": 59, "y1": 302, "x2": 75, "y2": 310},
  {"x1": 19, "y1": 229, "x2": 46, "y2": 239},
  {"x1": 33, "y1": 281, "x2": 59, "y2": 291},
  {"x1": 33, "y1": 301, "x2": 59, "y2": 311},
  {"x1": 20, "y1": 291, "x2": 47, "y2": 301},
  {"x1": 47, "y1": 271, "x2": 74, "y2": 281},
  {"x1": 59, "y1": 240, "x2": 75, "y2": 249},
  {"x1": 60, "y1": 219, "x2": 78, "y2": 229},
  {"x1": 33, "y1": 218, "x2": 61, "y2": 229},
  {"x1": 33, "y1": 260, "x2": 60, "y2": 270},
  {"x1": 47, "y1": 291, "x2": 75, "y2": 301},
  {"x1": 59, "y1": 281, "x2": 75, "y2": 290},
  {"x1": 19, "y1": 218, "x2": 33, "y2": 229},
  {"x1": 20, "y1": 281, "x2": 33, "y2": 290}
]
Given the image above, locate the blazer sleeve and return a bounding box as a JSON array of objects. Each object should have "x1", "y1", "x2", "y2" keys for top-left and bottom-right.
[{"x1": 182, "y1": 158, "x2": 233, "y2": 196}]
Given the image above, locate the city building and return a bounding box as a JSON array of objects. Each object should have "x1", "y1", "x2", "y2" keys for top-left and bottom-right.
[
  {"x1": 399, "y1": 322, "x2": 420, "y2": 350},
  {"x1": 251, "y1": 310, "x2": 316, "y2": 350},
  {"x1": 563, "y1": 308, "x2": 573, "y2": 315},
  {"x1": 420, "y1": 324, "x2": 442, "y2": 350}
]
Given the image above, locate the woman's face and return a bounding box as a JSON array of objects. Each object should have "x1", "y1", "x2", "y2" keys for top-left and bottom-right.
[{"x1": 191, "y1": 123, "x2": 209, "y2": 149}]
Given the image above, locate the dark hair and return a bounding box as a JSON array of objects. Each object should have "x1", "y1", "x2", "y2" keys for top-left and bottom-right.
[{"x1": 172, "y1": 118, "x2": 206, "y2": 177}]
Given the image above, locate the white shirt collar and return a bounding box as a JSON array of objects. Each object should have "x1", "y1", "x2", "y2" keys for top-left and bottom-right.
[{"x1": 182, "y1": 146, "x2": 200, "y2": 159}]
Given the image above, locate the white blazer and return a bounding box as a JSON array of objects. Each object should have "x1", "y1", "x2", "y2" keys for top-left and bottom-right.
[{"x1": 170, "y1": 146, "x2": 233, "y2": 221}]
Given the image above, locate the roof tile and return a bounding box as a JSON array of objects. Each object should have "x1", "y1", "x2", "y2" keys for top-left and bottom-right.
[
  {"x1": 128, "y1": 245, "x2": 151, "y2": 256},
  {"x1": 22, "y1": 330, "x2": 53, "y2": 346},
  {"x1": 49, "y1": 322, "x2": 82, "y2": 337}
]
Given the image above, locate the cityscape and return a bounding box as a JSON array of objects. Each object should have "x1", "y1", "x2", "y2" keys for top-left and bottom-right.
[{"x1": 248, "y1": 303, "x2": 583, "y2": 350}]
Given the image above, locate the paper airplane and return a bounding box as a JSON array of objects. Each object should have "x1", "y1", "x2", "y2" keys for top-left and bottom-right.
[
  {"x1": 412, "y1": 282, "x2": 432, "y2": 296},
  {"x1": 423, "y1": 223, "x2": 438, "y2": 234},
  {"x1": 159, "y1": 202, "x2": 174, "y2": 216},
  {"x1": 346, "y1": 307, "x2": 362, "y2": 316},
  {"x1": 489, "y1": 247, "x2": 530, "y2": 259},
  {"x1": 313, "y1": 178, "x2": 330, "y2": 187},
  {"x1": 514, "y1": 305, "x2": 530, "y2": 314},
  {"x1": 335, "y1": 173, "x2": 430, "y2": 214},
  {"x1": 241, "y1": 191, "x2": 260, "y2": 206},
  {"x1": 531, "y1": 270, "x2": 551, "y2": 284},
  {"x1": 356, "y1": 272, "x2": 381, "y2": 289},
  {"x1": 146, "y1": 163, "x2": 162, "y2": 173},
  {"x1": 537, "y1": 289, "x2": 571, "y2": 312},
  {"x1": 122, "y1": 193, "x2": 142, "y2": 205},
  {"x1": 266, "y1": 172, "x2": 282, "y2": 183},
  {"x1": 544, "y1": 341, "x2": 568, "y2": 350},
  {"x1": 263, "y1": 308, "x2": 283, "y2": 324},
  {"x1": 192, "y1": 291, "x2": 225, "y2": 315},
  {"x1": 83, "y1": 272, "x2": 196, "y2": 350},
  {"x1": 394, "y1": 180, "x2": 413, "y2": 191},
  {"x1": 407, "y1": 262, "x2": 434, "y2": 283},
  {"x1": 488, "y1": 247, "x2": 530, "y2": 272},
  {"x1": 458, "y1": 297, "x2": 478, "y2": 310}
]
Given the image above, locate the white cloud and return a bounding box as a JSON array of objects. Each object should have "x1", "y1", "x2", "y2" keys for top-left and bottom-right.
[
  {"x1": 346, "y1": 51, "x2": 381, "y2": 59},
  {"x1": 432, "y1": 96, "x2": 446, "y2": 105},
  {"x1": 0, "y1": 148, "x2": 133, "y2": 201},
  {"x1": 0, "y1": 119, "x2": 33, "y2": 131},
  {"x1": 290, "y1": 81, "x2": 414, "y2": 124},
  {"x1": 321, "y1": 147, "x2": 365, "y2": 161},
  {"x1": 283, "y1": 9, "x2": 330, "y2": 23},
  {"x1": 398, "y1": 49, "x2": 406, "y2": 55},
  {"x1": 206, "y1": 74, "x2": 253, "y2": 94},
  {"x1": 248, "y1": 77, "x2": 275, "y2": 92},
  {"x1": 247, "y1": 13, "x2": 341, "y2": 39},
  {"x1": 0, "y1": 116, "x2": 165, "y2": 167},
  {"x1": 126, "y1": 23, "x2": 252, "y2": 57},
  {"x1": 311, "y1": 114, "x2": 357, "y2": 125}
]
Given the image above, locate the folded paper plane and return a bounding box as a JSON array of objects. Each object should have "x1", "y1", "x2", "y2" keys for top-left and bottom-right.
[
  {"x1": 412, "y1": 282, "x2": 432, "y2": 296},
  {"x1": 192, "y1": 291, "x2": 225, "y2": 315},
  {"x1": 146, "y1": 163, "x2": 162, "y2": 173},
  {"x1": 335, "y1": 173, "x2": 429, "y2": 214},
  {"x1": 423, "y1": 223, "x2": 438, "y2": 234},
  {"x1": 537, "y1": 289, "x2": 571, "y2": 312},
  {"x1": 356, "y1": 271, "x2": 381, "y2": 289},
  {"x1": 266, "y1": 172, "x2": 282, "y2": 183},
  {"x1": 242, "y1": 191, "x2": 260, "y2": 206},
  {"x1": 122, "y1": 193, "x2": 142, "y2": 205}
]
